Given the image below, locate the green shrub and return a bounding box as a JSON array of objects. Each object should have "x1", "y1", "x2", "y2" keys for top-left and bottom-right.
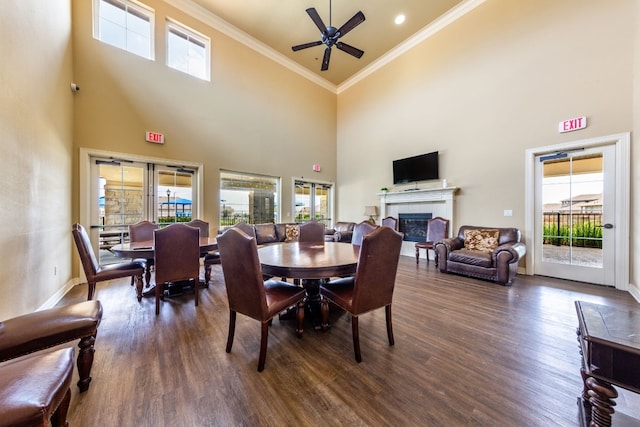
[{"x1": 542, "y1": 220, "x2": 602, "y2": 249}]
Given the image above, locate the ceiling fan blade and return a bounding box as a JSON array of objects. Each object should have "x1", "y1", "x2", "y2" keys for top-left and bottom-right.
[
  {"x1": 337, "y1": 11, "x2": 365, "y2": 37},
  {"x1": 336, "y1": 42, "x2": 364, "y2": 59},
  {"x1": 321, "y1": 47, "x2": 331, "y2": 71},
  {"x1": 292, "y1": 40, "x2": 323, "y2": 51},
  {"x1": 306, "y1": 8, "x2": 327, "y2": 34}
]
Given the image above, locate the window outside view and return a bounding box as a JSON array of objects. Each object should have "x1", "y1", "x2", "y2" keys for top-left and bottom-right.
[{"x1": 220, "y1": 171, "x2": 279, "y2": 228}]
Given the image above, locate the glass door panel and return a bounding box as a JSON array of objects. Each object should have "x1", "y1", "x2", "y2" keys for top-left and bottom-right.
[
  {"x1": 156, "y1": 168, "x2": 195, "y2": 224},
  {"x1": 294, "y1": 181, "x2": 311, "y2": 223},
  {"x1": 314, "y1": 184, "x2": 331, "y2": 227},
  {"x1": 90, "y1": 159, "x2": 147, "y2": 264}
]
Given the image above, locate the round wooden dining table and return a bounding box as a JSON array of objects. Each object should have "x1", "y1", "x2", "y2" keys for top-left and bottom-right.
[
  {"x1": 258, "y1": 241, "x2": 360, "y2": 329},
  {"x1": 111, "y1": 237, "x2": 218, "y2": 297}
]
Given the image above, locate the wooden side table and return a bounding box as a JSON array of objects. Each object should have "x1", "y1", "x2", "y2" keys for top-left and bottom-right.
[{"x1": 575, "y1": 301, "x2": 640, "y2": 426}]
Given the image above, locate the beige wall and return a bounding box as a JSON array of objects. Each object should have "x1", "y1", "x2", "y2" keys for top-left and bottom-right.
[
  {"x1": 0, "y1": 1, "x2": 75, "y2": 318},
  {"x1": 1, "y1": 0, "x2": 637, "y2": 318},
  {"x1": 71, "y1": 0, "x2": 337, "y2": 229},
  {"x1": 337, "y1": 0, "x2": 638, "y2": 291}
]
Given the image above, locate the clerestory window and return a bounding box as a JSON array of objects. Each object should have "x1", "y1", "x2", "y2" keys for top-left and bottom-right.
[
  {"x1": 166, "y1": 20, "x2": 210, "y2": 81},
  {"x1": 93, "y1": 0, "x2": 154, "y2": 60}
]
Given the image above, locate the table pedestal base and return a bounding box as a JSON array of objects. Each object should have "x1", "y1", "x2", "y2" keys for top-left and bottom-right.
[{"x1": 278, "y1": 278, "x2": 328, "y2": 331}]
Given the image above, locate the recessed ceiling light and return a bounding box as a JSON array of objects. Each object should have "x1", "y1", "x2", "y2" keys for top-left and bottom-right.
[{"x1": 395, "y1": 15, "x2": 405, "y2": 25}]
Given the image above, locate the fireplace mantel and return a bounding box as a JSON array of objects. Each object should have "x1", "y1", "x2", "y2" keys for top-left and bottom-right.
[{"x1": 378, "y1": 187, "x2": 459, "y2": 249}]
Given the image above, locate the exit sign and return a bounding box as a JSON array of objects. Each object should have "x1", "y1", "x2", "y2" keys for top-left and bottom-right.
[
  {"x1": 558, "y1": 116, "x2": 587, "y2": 133},
  {"x1": 145, "y1": 131, "x2": 164, "y2": 144}
]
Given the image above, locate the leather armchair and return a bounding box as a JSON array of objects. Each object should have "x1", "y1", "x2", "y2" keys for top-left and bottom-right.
[
  {"x1": 324, "y1": 221, "x2": 356, "y2": 243},
  {"x1": 434, "y1": 225, "x2": 527, "y2": 285}
]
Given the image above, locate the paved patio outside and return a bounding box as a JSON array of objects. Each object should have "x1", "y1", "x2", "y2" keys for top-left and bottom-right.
[{"x1": 541, "y1": 244, "x2": 602, "y2": 267}]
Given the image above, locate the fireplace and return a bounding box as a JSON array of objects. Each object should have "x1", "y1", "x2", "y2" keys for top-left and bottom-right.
[{"x1": 398, "y1": 213, "x2": 432, "y2": 242}]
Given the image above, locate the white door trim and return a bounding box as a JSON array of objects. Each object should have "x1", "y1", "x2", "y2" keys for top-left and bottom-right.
[{"x1": 524, "y1": 132, "x2": 630, "y2": 291}]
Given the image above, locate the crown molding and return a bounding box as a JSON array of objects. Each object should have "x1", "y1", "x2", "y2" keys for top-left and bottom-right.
[
  {"x1": 338, "y1": 0, "x2": 487, "y2": 93},
  {"x1": 164, "y1": 0, "x2": 486, "y2": 95}
]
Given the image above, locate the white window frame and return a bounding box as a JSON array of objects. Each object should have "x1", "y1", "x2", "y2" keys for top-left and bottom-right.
[
  {"x1": 93, "y1": 0, "x2": 155, "y2": 60},
  {"x1": 166, "y1": 19, "x2": 211, "y2": 81}
]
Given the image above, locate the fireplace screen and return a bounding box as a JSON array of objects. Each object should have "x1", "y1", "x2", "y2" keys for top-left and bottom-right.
[{"x1": 398, "y1": 213, "x2": 433, "y2": 242}]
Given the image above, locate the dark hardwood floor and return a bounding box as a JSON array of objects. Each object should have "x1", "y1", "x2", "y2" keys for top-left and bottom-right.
[{"x1": 59, "y1": 256, "x2": 639, "y2": 426}]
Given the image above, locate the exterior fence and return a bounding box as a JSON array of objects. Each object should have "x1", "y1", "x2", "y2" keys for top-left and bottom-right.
[
  {"x1": 542, "y1": 212, "x2": 603, "y2": 248},
  {"x1": 220, "y1": 212, "x2": 330, "y2": 228}
]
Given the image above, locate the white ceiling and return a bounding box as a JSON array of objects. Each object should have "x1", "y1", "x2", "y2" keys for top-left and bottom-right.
[{"x1": 170, "y1": 0, "x2": 472, "y2": 88}]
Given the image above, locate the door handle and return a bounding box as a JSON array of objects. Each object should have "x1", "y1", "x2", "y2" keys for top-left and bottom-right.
[{"x1": 599, "y1": 223, "x2": 614, "y2": 229}]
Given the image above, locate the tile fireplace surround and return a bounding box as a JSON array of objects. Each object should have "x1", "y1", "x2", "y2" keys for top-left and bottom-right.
[{"x1": 378, "y1": 187, "x2": 458, "y2": 257}]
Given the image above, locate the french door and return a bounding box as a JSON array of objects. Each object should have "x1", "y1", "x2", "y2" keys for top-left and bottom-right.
[
  {"x1": 85, "y1": 152, "x2": 199, "y2": 264},
  {"x1": 533, "y1": 145, "x2": 615, "y2": 285},
  {"x1": 294, "y1": 180, "x2": 333, "y2": 227},
  {"x1": 524, "y1": 133, "x2": 631, "y2": 290}
]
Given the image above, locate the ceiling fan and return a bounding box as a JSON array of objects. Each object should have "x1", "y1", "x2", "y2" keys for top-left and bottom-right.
[{"x1": 291, "y1": 1, "x2": 365, "y2": 71}]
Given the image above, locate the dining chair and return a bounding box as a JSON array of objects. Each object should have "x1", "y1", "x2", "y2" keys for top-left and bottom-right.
[
  {"x1": 129, "y1": 220, "x2": 159, "y2": 287},
  {"x1": 381, "y1": 216, "x2": 398, "y2": 230},
  {"x1": 415, "y1": 216, "x2": 449, "y2": 266},
  {"x1": 298, "y1": 221, "x2": 325, "y2": 243},
  {"x1": 187, "y1": 219, "x2": 218, "y2": 287},
  {"x1": 153, "y1": 223, "x2": 201, "y2": 315},
  {"x1": 320, "y1": 226, "x2": 403, "y2": 363},
  {"x1": 217, "y1": 228, "x2": 306, "y2": 372},
  {"x1": 233, "y1": 221, "x2": 255, "y2": 238},
  {"x1": 72, "y1": 223, "x2": 145, "y2": 301},
  {"x1": 351, "y1": 220, "x2": 379, "y2": 246}
]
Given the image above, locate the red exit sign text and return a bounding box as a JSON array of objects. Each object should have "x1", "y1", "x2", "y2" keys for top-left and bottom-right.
[
  {"x1": 558, "y1": 116, "x2": 586, "y2": 133},
  {"x1": 145, "y1": 131, "x2": 164, "y2": 144}
]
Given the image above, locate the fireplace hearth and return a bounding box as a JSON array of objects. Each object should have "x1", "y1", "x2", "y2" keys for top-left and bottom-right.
[{"x1": 398, "y1": 213, "x2": 432, "y2": 242}]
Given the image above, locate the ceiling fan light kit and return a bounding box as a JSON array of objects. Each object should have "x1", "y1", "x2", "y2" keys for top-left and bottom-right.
[{"x1": 291, "y1": 0, "x2": 365, "y2": 71}]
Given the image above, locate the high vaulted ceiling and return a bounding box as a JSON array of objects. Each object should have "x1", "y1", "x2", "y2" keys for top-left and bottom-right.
[{"x1": 173, "y1": 0, "x2": 474, "y2": 89}]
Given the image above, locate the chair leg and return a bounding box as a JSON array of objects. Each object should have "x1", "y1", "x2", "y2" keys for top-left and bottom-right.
[
  {"x1": 87, "y1": 281, "x2": 96, "y2": 301},
  {"x1": 415, "y1": 247, "x2": 420, "y2": 264},
  {"x1": 155, "y1": 282, "x2": 163, "y2": 315},
  {"x1": 296, "y1": 300, "x2": 305, "y2": 338},
  {"x1": 225, "y1": 311, "x2": 236, "y2": 353},
  {"x1": 145, "y1": 264, "x2": 152, "y2": 289},
  {"x1": 426, "y1": 249, "x2": 430, "y2": 263},
  {"x1": 193, "y1": 276, "x2": 199, "y2": 307},
  {"x1": 320, "y1": 296, "x2": 330, "y2": 331},
  {"x1": 204, "y1": 264, "x2": 211, "y2": 287},
  {"x1": 258, "y1": 321, "x2": 269, "y2": 372},
  {"x1": 385, "y1": 305, "x2": 395, "y2": 346},
  {"x1": 50, "y1": 388, "x2": 71, "y2": 427},
  {"x1": 352, "y1": 315, "x2": 362, "y2": 363},
  {"x1": 77, "y1": 335, "x2": 96, "y2": 392},
  {"x1": 135, "y1": 273, "x2": 143, "y2": 302}
]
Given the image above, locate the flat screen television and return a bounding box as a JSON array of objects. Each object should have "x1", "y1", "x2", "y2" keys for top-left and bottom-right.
[{"x1": 392, "y1": 151, "x2": 439, "y2": 184}]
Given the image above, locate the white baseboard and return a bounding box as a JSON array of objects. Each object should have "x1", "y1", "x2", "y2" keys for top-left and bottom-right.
[
  {"x1": 37, "y1": 278, "x2": 81, "y2": 311},
  {"x1": 628, "y1": 283, "x2": 640, "y2": 303}
]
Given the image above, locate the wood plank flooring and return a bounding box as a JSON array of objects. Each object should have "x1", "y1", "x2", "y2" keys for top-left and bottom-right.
[{"x1": 59, "y1": 256, "x2": 639, "y2": 426}]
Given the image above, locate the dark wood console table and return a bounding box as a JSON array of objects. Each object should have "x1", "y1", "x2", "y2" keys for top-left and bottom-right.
[{"x1": 575, "y1": 301, "x2": 640, "y2": 426}]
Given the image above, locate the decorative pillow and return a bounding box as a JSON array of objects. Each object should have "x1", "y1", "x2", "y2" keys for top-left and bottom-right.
[
  {"x1": 463, "y1": 229, "x2": 500, "y2": 253},
  {"x1": 285, "y1": 224, "x2": 299, "y2": 242}
]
